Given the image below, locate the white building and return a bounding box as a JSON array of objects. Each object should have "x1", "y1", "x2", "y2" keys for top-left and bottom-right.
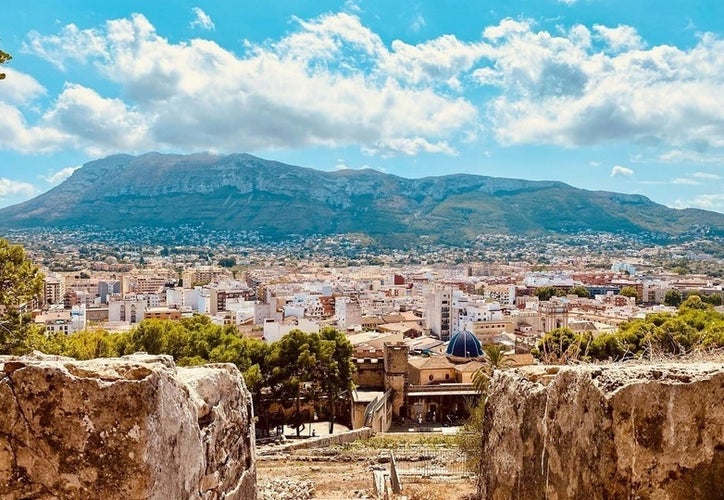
[
  {"x1": 336, "y1": 297, "x2": 362, "y2": 329},
  {"x1": 425, "y1": 287, "x2": 452, "y2": 341},
  {"x1": 262, "y1": 317, "x2": 320, "y2": 343},
  {"x1": 109, "y1": 298, "x2": 147, "y2": 323},
  {"x1": 43, "y1": 275, "x2": 66, "y2": 306}
]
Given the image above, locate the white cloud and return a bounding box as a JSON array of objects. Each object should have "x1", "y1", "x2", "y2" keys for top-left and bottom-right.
[
  {"x1": 610, "y1": 165, "x2": 634, "y2": 177},
  {"x1": 364, "y1": 137, "x2": 457, "y2": 157},
  {"x1": 344, "y1": 1, "x2": 362, "y2": 13},
  {"x1": 43, "y1": 83, "x2": 150, "y2": 153},
  {"x1": 0, "y1": 178, "x2": 36, "y2": 197},
  {"x1": 675, "y1": 194, "x2": 724, "y2": 212},
  {"x1": 692, "y1": 172, "x2": 721, "y2": 180},
  {"x1": 190, "y1": 7, "x2": 215, "y2": 31},
  {"x1": 558, "y1": 0, "x2": 577, "y2": 4},
  {"x1": 410, "y1": 14, "x2": 426, "y2": 33},
  {"x1": 14, "y1": 12, "x2": 724, "y2": 164},
  {"x1": 383, "y1": 35, "x2": 492, "y2": 87},
  {"x1": 480, "y1": 21, "x2": 724, "y2": 155},
  {"x1": 672, "y1": 177, "x2": 699, "y2": 185},
  {"x1": 23, "y1": 24, "x2": 108, "y2": 70},
  {"x1": 0, "y1": 68, "x2": 46, "y2": 105},
  {"x1": 483, "y1": 18, "x2": 532, "y2": 40},
  {"x1": 19, "y1": 13, "x2": 476, "y2": 157},
  {"x1": 659, "y1": 150, "x2": 724, "y2": 164},
  {"x1": 593, "y1": 24, "x2": 644, "y2": 51},
  {"x1": 0, "y1": 102, "x2": 69, "y2": 153},
  {"x1": 42, "y1": 166, "x2": 80, "y2": 185}
]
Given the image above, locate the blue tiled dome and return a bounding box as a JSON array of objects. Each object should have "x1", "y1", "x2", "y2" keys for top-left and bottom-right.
[{"x1": 445, "y1": 330, "x2": 483, "y2": 358}]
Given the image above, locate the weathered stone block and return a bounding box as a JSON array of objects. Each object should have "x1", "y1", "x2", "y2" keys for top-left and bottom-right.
[
  {"x1": 479, "y1": 363, "x2": 724, "y2": 499},
  {"x1": 0, "y1": 353, "x2": 256, "y2": 499}
]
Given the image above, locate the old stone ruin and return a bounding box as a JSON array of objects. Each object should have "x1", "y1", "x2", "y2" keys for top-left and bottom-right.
[
  {"x1": 479, "y1": 363, "x2": 724, "y2": 499},
  {"x1": 0, "y1": 353, "x2": 256, "y2": 499},
  {"x1": 3, "y1": 352, "x2": 722, "y2": 499}
]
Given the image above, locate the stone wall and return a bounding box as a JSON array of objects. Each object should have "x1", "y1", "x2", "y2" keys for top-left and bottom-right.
[
  {"x1": 0, "y1": 353, "x2": 256, "y2": 499},
  {"x1": 257, "y1": 427, "x2": 373, "y2": 455},
  {"x1": 479, "y1": 363, "x2": 724, "y2": 499}
]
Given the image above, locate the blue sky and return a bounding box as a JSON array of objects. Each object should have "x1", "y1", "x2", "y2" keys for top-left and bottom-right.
[{"x1": 0, "y1": 0, "x2": 722, "y2": 212}]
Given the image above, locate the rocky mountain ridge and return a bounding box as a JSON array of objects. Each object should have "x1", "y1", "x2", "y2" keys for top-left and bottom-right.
[{"x1": 1, "y1": 152, "x2": 723, "y2": 243}]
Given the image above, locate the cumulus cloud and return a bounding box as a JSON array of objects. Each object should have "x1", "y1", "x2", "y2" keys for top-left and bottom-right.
[
  {"x1": 610, "y1": 165, "x2": 634, "y2": 177},
  {"x1": 593, "y1": 24, "x2": 644, "y2": 51},
  {"x1": 23, "y1": 24, "x2": 108, "y2": 70},
  {"x1": 382, "y1": 35, "x2": 491, "y2": 87},
  {"x1": 479, "y1": 20, "x2": 724, "y2": 156},
  {"x1": 17, "y1": 12, "x2": 476, "y2": 157},
  {"x1": 0, "y1": 69, "x2": 46, "y2": 105},
  {"x1": 190, "y1": 7, "x2": 215, "y2": 30},
  {"x1": 10, "y1": 12, "x2": 724, "y2": 164},
  {"x1": 42, "y1": 166, "x2": 80, "y2": 185},
  {"x1": 0, "y1": 178, "x2": 36, "y2": 197},
  {"x1": 43, "y1": 83, "x2": 151, "y2": 154},
  {"x1": 0, "y1": 102, "x2": 69, "y2": 153}
]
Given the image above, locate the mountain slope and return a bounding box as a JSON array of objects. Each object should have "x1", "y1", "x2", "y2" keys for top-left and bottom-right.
[{"x1": 1, "y1": 152, "x2": 722, "y2": 242}]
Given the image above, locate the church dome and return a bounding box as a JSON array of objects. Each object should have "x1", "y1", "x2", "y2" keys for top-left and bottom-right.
[{"x1": 445, "y1": 330, "x2": 483, "y2": 359}]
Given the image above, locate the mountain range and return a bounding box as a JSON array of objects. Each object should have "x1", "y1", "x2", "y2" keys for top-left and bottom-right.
[{"x1": 2, "y1": 152, "x2": 723, "y2": 243}]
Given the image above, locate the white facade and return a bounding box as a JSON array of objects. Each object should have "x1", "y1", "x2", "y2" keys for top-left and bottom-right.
[
  {"x1": 336, "y1": 297, "x2": 362, "y2": 329},
  {"x1": 109, "y1": 298, "x2": 147, "y2": 323},
  {"x1": 425, "y1": 287, "x2": 452, "y2": 341},
  {"x1": 262, "y1": 317, "x2": 320, "y2": 343}
]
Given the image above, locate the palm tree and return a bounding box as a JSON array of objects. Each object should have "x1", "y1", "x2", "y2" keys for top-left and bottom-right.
[
  {"x1": 472, "y1": 344, "x2": 512, "y2": 394},
  {"x1": 483, "y1": 344, "x2": 512, "y2": 370}
]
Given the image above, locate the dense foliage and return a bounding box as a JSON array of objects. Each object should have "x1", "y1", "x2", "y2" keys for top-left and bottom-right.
[
  {"x1": 27, "y1": 316, "x2": 354, "y2": 435},
  {"x1": 533, "y1": 296, "x2": 724, "y2": 362},
  {"x1": 0, "y1": 238, "x2": 45, "y2": 353}
]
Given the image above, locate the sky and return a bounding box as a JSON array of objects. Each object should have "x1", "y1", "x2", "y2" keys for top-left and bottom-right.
[{"x1": 0, "y1": 0, "x2": 723, "y2": 212}]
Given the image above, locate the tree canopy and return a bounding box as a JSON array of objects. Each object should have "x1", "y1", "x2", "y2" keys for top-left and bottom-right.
[
  {"x1": 535, "y1": 286, "x2": 560, "y2": 301},
  {"x1": 31, "y1": 317, "x2": 355, "y2": 435},
  {"x1": 664, "y1": 289, "x2": 682, "y2": 307},
  {"x1": 568, "y1": 285, "x2": 590, "y2": 298},
  {"x1": 533, "y1": 300, "x2": 724, "y2": 363},
  {"x1": 0, "y1": 239, "x2": 44, "y2": 353},
  {"x1": 0, "y1": 238, "x2": 44, "y2": 308}
]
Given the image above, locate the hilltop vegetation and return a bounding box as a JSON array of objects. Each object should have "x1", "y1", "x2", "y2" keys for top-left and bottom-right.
[{"x1": 533, "y1": 295, "x2": 724, "y2": 363}]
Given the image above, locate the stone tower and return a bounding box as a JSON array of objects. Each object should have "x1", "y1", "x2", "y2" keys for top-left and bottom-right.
[
  {"x1": 539, "y1": 301, "x2": 570, "y2": 333},
  {"x1": 383, "y1": 342, "x2": 409, "y2": 419}
]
